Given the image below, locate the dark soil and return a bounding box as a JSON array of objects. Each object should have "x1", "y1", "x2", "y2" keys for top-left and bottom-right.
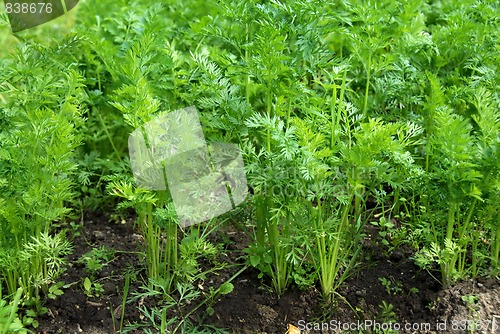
[
  {"x1": 36, "y1": 212, "x2": 500, "y2": 334},
  {"x1": 37, "y1": 211, "x2": 144, "y2": 333}
]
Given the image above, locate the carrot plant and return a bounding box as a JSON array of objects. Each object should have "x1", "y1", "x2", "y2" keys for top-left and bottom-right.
[
  {"x1": 413, "y1": 81, "x2": 499, "y2": 284},
  {"x1": 196, "y1": 0, "x2": 429, "y2": 300},
  {"x1": 402, "y1": 0, "x2": 499, "y2": 283},
  {"x1": 0, "y1": 36, "x2": 85, "y2": 312},
  {"x1": 77, "y1": 1, "x2": 234, "y2": 296}
]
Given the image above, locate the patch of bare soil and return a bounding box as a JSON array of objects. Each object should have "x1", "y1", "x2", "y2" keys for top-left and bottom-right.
[
  {"x1": 37, "y1": 212, "x2": 145, "y2": 334},
  {"x1": 431, "y1": 278, "x2": 500, "y2": 334}
]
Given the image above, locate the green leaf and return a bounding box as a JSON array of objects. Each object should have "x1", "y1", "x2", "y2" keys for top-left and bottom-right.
[
  {"x1": 83, "y1": 277, "x2": 92, "y2": 291},
  {"x1": 218, "y1": 282, "x2": 234, "y2": 295},
  {"x1": 250, "y1": 255, "x2": 261, "y2": 267},
  {"x1": 25, "y1": 310, "x2": 37, "y2": 318}
]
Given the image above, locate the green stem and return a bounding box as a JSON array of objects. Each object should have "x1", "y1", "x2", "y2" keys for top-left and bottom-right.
[
  {"x1": 471, "y1": 228, "x2": 479, "y2": 278},
  {"x1": 338, "y1": 70, "x2": 347, "y2": 146},
  {"x1": 255, "y1": 195, "x2": 267, "y2": 247},
  {"x1": 457, "y1": 198, "x2": 477, "y2": 238},
  {"x1": 330, "y1": 82, "x2": 337, "y2": 150},
  {"x1": 286, "y1": 97, "x2": 292, "y2": 128},
  {"x1": 245, "y1": 23, "x2": 251, "y2": 104},
  {"x1": 266, "y1": 196, "x2": 287, "y2": 296},
  {"x1": 446, "y1": 203, "x2": 456, "y2": 242},
  {"x1": 266, "y1": 81, "x2": 272, "y2": 152},
  {"x1": 146, "y1": 202, "x2": 157, "y2": 280},
  {"x1": 393, "y1": 187, "x2": 401, "y2": 216},
  {"x1": 165, "y1": 218, "x2": 177, "y2": 291},
  {"x1": 354, "y1": 185, "x2": 363, "y2": 224},
  {"x1": 268, "y1": 216, "x2": 279, "y2": 252},
  {"x1": 362, "y1": 53, "x2": 371, "y2": 117},
  {"x1": 442, "y1": 202, "x2": 458, "y2": 285},
  {"x1": 97, "y1": 113, "x2": 121, "y2": 160},
  {"x1": 493, "y1": 212, "x2": 500, "y2": 269}
]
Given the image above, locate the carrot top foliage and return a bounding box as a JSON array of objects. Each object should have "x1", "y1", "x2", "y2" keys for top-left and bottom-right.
[{"x1": 0, "y1": 0, "x2": 498, "y2": 330}]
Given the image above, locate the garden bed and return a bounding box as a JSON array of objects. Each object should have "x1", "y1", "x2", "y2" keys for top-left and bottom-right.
[
  {"x1": 37, "y1": 212, "x2": 500, "y2": 334},
  {"x1": 1, "y1": 0, "x2": 499, "y2": 333}
]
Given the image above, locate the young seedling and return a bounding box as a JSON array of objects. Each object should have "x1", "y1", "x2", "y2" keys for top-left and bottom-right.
[{"x1": 83, "y1": 277, "x2": 105, "y2": 298}]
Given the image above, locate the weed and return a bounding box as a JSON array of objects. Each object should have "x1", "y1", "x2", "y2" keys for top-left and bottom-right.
[
  {"x1": 378, "y1": 277, "x2": 403, "y2": 296},
  {"x1": 371, "y1": 217, "x2": 396, "y2": 247},
  {"x1": 78, "y1": 246, "x2": 116, "y2": 278},
  {"x1": 376, "y1": 301, "x2": 398, "y2": 334},
  {"x1": 83, "y1": 277, "x2": 105, "y2": 298},
  {"x1": 461, "y1": 294, "x2": 479, "y2": 313}
]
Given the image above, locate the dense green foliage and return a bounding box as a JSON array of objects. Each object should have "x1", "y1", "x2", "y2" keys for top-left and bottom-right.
[{"x1": 0, "y1": 0, "x2": 498, "y2": 330}]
